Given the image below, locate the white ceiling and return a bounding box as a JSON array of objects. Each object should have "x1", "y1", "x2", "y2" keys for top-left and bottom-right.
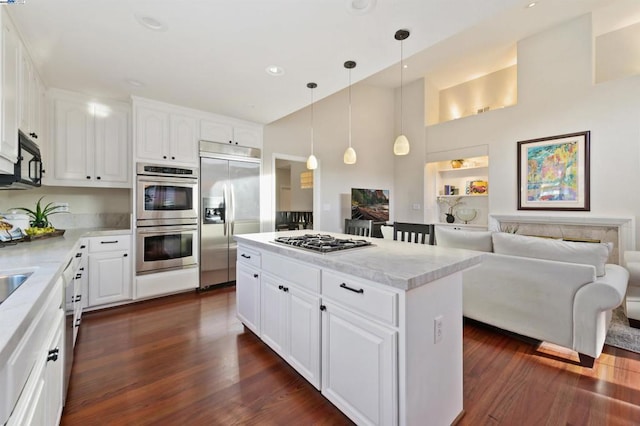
[{"x1": 7, "y1": 0, "x2": 620, "y2": 124}]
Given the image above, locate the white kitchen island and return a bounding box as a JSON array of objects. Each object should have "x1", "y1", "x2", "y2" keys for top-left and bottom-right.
[{"x1": 234, "y1": 231, "x2": 485, "y2": 426}]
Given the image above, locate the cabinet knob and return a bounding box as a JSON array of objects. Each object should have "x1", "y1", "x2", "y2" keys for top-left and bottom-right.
[
  {"x1": 75, "y1": 318, "x2": 81, "y2": 327},
  {"x1": 283, "y1": 287, "x2": 289, "y2": 292},
  {"x1": 163, "y1": 155, "x2": 167, "y2": 159},
  {"x1": 97, "y1": 176, "x2": 101, "y2": 180},
  {"x1": 171, "y1": 156, "x2": 175, "y2": 160},
  {"x1": 86, "y1": 176, "x2": 91, "y2": 179},
  {"x1": 320, "y1": 305, "x2": 326, "y2": 311},
  {"x1": 253, "y1": 274, "x2": 258, "y2": 278},
  {"x1": 278, "y1": 285, "x2": 283, "y2": 290},
  {"x1": 123, "y1": 253, "x2": 128, "y2": 257}
]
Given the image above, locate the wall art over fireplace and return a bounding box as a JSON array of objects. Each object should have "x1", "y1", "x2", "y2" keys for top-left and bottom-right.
[{"x1": 517, "y1": 131, "x2": 590, "y2": 211}]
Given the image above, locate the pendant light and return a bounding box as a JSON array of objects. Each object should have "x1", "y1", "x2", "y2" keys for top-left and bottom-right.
[
  {"x1": 393, "y1": 29, "x2": 410, "y2": 156},
  {"x1": 306, "y1": 82, "x2": 318, "y2": 170},
  {"x1": 343, "y1": 60, "x2": 357, "y2": 165}
]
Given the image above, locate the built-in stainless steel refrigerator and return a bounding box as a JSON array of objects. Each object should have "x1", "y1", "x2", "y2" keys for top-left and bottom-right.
[{"x1": 199, "y1": 141, "x2": 261, "y2": 289}]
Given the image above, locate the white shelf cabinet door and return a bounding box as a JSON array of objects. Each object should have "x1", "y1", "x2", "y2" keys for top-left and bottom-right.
[
  {"x1": 0, "y1": 17, "x2": 20, "y2": 172},
  {"x1": 94, "y1": 106, "x2": 129, "y2": 185},
  {"x1": 18, "y1": 50, "x2": 31, "y2": 136},
  {"x1": 232, "y1": 124, "x2": 262, "y2": 149},
  {"x1": 43, "y1": 311, "x2": 64, "y2": 426},
  {"x1": 52, "y1": 98, "x2": 94, "y2": 182},
  {"x1": 88, "y1": 250, "x2": 132, "y2": 306},
  {"x1": 200, "y1": 119, "x2": 233, "y2": 144},
  {"x1": 321, "y1": 302, "x2": 398, "y2": 426},
  {"x1": 287, "y1": 284, "x2": 321, "y2": 389},
  {"x1": 169, "y1": 113, "x2": 197, "y2": 164},
  {"x1": 260, "y1": 274, "x2": 287, "y2": 357},
  {"x1": 236, "y1": 263, "x2": 261, "y2": 335},
  {"x1": 135, "y1": 106, "x2": 169, "y2": 162}
]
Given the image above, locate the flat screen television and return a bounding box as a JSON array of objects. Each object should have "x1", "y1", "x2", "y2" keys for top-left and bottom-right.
[{"x1": 351, "y1": 188, "x2": 389, "y2": 222}]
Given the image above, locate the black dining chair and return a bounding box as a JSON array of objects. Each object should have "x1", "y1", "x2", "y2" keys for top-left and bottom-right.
[
  {"x1": 393, "y1": 222, "x2": 435, "y2": 245},
  {"x1": 344, "y1": 219, "x2": 373, "y2": 237}
]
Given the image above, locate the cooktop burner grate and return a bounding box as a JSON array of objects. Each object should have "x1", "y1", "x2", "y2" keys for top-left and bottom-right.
[{"x1": 273, "y1": 234, "x2": 372, "y2": 253}]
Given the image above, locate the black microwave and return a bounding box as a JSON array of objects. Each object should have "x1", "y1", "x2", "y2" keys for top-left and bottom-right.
[{"x1": 0, "y1": 131, "x2": 42, "y2": 189}]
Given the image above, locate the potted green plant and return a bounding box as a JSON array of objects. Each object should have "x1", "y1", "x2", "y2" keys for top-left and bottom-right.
[{"x1": 12, "y1": 196, "x2": 65, "y2": 235}]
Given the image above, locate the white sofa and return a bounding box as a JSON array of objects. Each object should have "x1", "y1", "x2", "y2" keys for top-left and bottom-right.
[
  {"x1": 623, "y1": 251, "x2": 640, "y2": 328},
  {"x1": 435, "y1": 227, "x2": 629, "y2": 367}
]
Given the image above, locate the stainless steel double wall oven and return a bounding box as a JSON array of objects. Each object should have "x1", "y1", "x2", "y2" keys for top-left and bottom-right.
[{"x1": 135, "y1": 163, "x2": 198, "y2": 274}]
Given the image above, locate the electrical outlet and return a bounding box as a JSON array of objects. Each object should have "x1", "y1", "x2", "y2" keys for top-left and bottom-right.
[
  {"x1": 54, "y1": 202, "x2": 69, "y2": 212},
  {"x1": 434, "y1": 315, "x2": 443, "y2": 344}
]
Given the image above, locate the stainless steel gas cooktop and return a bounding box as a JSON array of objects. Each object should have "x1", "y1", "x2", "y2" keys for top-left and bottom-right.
[{"x1": 273, "y1": 234, "x2": 372, "y2": 253}]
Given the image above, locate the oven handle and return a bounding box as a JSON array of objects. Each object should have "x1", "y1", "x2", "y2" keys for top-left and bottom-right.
[
  {"x1": 137, "y1": 175, "x2": 197, "y2": 185},
  {"x1": 136, "y1": 225, "x2": 198, "y2": 235}
]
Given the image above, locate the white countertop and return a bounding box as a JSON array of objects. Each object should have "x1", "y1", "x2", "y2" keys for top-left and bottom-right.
[
  {"x1": 234, "y1": 230, "x2": 485, "y2": 291},
  {"x1": 0, "y1": 228, "x2": 130, "y2": 367}
]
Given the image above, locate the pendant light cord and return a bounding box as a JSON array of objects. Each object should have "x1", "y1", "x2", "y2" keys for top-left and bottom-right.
[
  {"x1": 348, "y1": 67, "x2": 352, "y2": 148},
  {"x1": 400, "y1": 37, "x2": 404, "y2": 135},
  {"x1": 310, "y1": 87, "x2": 314, "y2": 155}
]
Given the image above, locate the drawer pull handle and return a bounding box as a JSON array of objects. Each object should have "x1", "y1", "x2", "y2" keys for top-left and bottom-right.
[
  {"x1": 340, "y1": 283, "x2": 364, "y2": 294},
  {"x1": 283, "y1": 287, "x2": 289, "y2": 292},
  {"x1": 278, "y1": 285, "x2": 284, "y2": 290},
  {"x1": 320, "y1": 305, "x2": 326, "y2": 311},
  {"x1": 253, "y1": 274, "x2": 259, "y2": 278},
  {"x1": 241, "y1": 253, "x2": 251, "y2": 259},
  {"x1": 76, "y1": 273, "x2": 82, "y2": 279},
  {"x1": 101, "y1": 240, "x2": 119, "y2": 244},
  {"x1": 47, "y1": 348, "x2": 59, "y2": 362},
  {"x1": 75, "y1": 253, "x2": 82, "y2": 258}
]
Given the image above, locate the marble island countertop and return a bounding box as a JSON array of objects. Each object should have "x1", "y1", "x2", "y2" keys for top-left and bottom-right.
[
  {"x1": 234, "y1": 230, "x2": 486, "y2": 291},
  {"x1": 0, "y1": 228, "x2": 130, "y2": 367}
]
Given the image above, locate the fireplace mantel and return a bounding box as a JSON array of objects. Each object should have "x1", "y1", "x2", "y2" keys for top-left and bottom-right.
[{"x1": 489, "y1": 214, "x2": 635, "y2": 264}]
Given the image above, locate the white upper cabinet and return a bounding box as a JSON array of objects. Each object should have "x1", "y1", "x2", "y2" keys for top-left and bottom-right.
[
  {"x1": 134, "y1": 105, "x2": 197, "y2": 165},
  {"x1": 0, "y1": 14, "x2": 19, "y2": 174},
  {"x1": 19, "y1": 50, "x2": 44, "y2": 143},
  {"x1": 200, "y1": 119, "x2": 262, "y2": 149},
  {"x1": 46, "y1": 90, "x2": 130, "y2": 188}
]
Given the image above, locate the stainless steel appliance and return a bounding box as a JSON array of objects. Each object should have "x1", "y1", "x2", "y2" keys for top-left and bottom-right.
[
  {"x1": 273, "y1": 234, "x2": 372, "y2": 253},
  {"x1": 136, "y1": 163, "x2": 199, "y2": 274},
  {"x1": 200, "y1": 140, "x2": 260, "y2": 288},
  {"x1": 136, "y1": 163, "x2": 198, "y2": 221},
  {"x1": 0, "y1": 131, "x2": 42, "y2": 189},
  {"x1": 136, "y1": 221, "x2": 198, "y2": 274}
]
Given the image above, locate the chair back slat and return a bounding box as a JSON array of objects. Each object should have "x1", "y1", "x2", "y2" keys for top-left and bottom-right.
[
  {"x1": 344, "y1": 219, "x2": 373, "y2": 237},
  {"x1": 393, "y1": 222, "x2": 435, "y2": 245}
]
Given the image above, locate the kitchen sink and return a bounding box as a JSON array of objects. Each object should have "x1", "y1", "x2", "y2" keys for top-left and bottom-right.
[{"x1": 0, "y1": 272, "x2": 33, "y2": 304}]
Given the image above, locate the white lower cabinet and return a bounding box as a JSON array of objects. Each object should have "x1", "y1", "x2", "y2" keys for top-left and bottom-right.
[
  {"x1": 87, "y1": 235, "x2": 132, "y2": 307},
  {"x1": 321, "y1": 302, "x2": 397, "y2": 426},
  {"x1": 4, "y1": 279, "x2": 64, "y2": 426},
  {"x1": 236, "y1": 263, "x2": 261, "y2": 335},
  {"x1": 260, "y1": 273, "x2": 321, "y2": 389}
]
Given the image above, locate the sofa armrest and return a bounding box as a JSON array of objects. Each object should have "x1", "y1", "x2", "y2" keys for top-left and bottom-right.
[
  {"x1": 573, "y1": 264, "x2": 629, "y2": 358},
  {"x1": 463, "y1": 254, "x2": 596, "y2": 348}
]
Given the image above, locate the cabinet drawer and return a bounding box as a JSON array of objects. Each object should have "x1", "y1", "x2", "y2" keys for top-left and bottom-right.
[
  {"x1": 262, "y1": 252, "x2": 320, "y2": 294},
  {"x1": 237, "y1": 246, "x2": 261, "y2": 268},
  {"x1": 322, "y1": 271, "x2": 398, "y2": 326},
  {"x1": 89, "y1": 235, "x2": 130, "y2": 253}
]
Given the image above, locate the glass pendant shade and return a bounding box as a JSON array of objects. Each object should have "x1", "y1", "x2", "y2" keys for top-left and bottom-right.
[
  {"x1": 306, "y1": 154, "x2": 318, "y2": 170},
  {"x1": 343, "y1": 147, "x2": 357, "y2": 164},
  {"x1": 393, "y1": 134, "x2": 410, "y2": 155}
]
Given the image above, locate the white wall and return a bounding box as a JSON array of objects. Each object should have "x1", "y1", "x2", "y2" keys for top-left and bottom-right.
[
  {"x1": 425, "y1": 14, "x2": 640, "y2": 244},
  {"x1": 0, "y1": 187, "x2": 131, "y2": 214},
  {"x1": 264, "y1": 83, "x2": 396, "y2": 233},
  {"x1": 289, "y1": 161, "x2": 313, "y2": 211}
]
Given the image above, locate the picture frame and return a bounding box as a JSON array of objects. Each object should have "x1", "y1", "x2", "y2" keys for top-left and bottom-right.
[{"x1": 517, "y1": 131, "x2": 590, "y2": 211}]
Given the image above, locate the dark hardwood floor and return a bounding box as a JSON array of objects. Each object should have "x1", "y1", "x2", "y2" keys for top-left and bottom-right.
[{"x1": 62, "y1": 287, "x2": 640, "y2": 426}]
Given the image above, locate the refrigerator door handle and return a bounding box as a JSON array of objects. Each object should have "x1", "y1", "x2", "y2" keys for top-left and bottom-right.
[
  {"x1": 230, "y1": 184, "x2": 235, "y2": 235},
  {"x1": 223, "y1": 184, "x2": 228, "y2": 236}
]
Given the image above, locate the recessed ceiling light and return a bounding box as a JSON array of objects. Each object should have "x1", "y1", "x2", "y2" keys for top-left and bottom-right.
[
  {"x1": 265, "y1": 65, "x2": 285, "y2": 76},
  {"x1": 125, "y1": 78, "x2": 144, "y2": 88},
  {"x1": 134, "y1": 14, "x2": 168, "y2": 31},
  {"x1": 526, "y1": 2, "x2": 537, "y2": 8},
  {"x1": 347, "y1": 0, "x2": 377, "y2": 15}
]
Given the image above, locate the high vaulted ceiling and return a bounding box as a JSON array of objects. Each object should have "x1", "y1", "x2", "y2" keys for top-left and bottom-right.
[{"x1": 7, "y1": 0, "x2": 619, "y2": 124}]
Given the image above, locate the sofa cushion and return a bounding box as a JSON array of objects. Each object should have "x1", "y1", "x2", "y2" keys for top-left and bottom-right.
[
  {"x1": 492, "y1": 232, "x2": 610, "y2": 276},
  {"x1": 434, "y1": 227, "x2": 493, "y2": 252}
]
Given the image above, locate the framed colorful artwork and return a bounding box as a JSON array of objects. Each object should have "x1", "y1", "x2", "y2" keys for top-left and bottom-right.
[{"x1": 517, "y1": 131, "x2": 590, "y2": 211}]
